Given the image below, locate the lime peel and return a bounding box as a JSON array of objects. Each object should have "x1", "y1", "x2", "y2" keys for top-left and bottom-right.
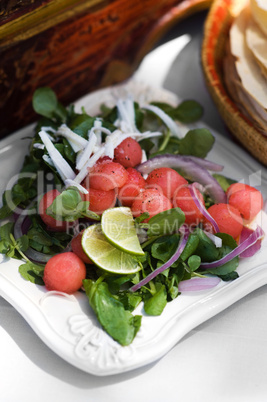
[
  {"x1": 101, "y1": 207, "x2": 145, "y2": 256},
  {"x1": 81, "y1": 224, "x2": 142, "y2": 275}
]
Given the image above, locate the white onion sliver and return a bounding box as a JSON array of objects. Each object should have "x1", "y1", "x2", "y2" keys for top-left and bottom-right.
[
  {"x1": 178, "y1": 276, "x2": 221, "y2": 292},
  {"x1": 105, "y1": 135, "x2": 115, "y2": 159},
  {"x1": 39, "y1": 131, "x2": 76, "y2": 182},
  {"x1": 42, "y1": 154, "x2": 54, "y2": 167},
  {"x1": 136, "y1": 131, "x2": 162, "y2": 141},
  {"x1": 41, "y1": 126, "x2": 57, "y2": 134},
  {"x1": 204, "y1": 231, "x2": 222, "y2": 248},
  {"x1": 64, "y1": 179, "x2": 89, "y2": 194},
  {"x1": 57, "y1": 124, "x2": 88, "y2": 152},
  {"x1": 76, "y1": 132, "x2": 97, "y2": 170},
  {"x1": 74, "y1": 147, "x2": 105, "y2": 184},
  {"x1": 33, "y1": 143, "x2": 45, "y2": 150},
  {"x1": 92, "y1": 119, "x2": 103, "y2": 147},
  {"x1": 116, "y1": 96, "x2": 138, "y2": 133},
  {"x1": 142, "y1": 104, "x2": 182, "y2": 138}
]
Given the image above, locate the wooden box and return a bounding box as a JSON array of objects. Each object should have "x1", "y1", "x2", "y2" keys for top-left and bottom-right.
[{"x1": 0, "y1": 0, "x2": 211, "y2": 137}]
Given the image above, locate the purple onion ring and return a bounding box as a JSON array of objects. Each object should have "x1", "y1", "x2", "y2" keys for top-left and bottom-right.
[{"x1": 136, "y1": 154, "x2": 226, "y2": 203}]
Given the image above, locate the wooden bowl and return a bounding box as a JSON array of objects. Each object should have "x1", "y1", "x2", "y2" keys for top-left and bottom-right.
[
  {"x1": 0, "y1": 0, "x2": 211, "y2": 138},
  {"x1": 201, "y1": 0, "x2": 267, "y2": 166}
]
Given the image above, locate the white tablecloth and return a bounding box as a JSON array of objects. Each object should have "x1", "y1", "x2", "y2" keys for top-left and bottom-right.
[{"x1": 1, "y1": 11, "x2": 267, "y2": 402}]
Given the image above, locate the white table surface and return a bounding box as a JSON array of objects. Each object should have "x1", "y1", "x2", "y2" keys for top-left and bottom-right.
[{"x1": 1, "y1": 10, "x2": 267, "y2": 402}]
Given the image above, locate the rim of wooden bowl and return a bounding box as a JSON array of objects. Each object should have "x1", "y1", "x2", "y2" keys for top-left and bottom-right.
[{"x1": 201, "y1": 0, "x2": 267, "y2": 166}]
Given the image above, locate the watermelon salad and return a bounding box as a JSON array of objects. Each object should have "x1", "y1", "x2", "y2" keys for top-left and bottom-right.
[{"x1": 0, "y1": 86, "x2": 265, "y2": 346}]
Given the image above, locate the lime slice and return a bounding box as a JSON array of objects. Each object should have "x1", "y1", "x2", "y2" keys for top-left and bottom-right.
[
  {"x1": 101, "y1": 207, "x2": 145, "y2": 256},
  {"x1": 82, "y1": 224, "x2": 142, "y2": 274}
]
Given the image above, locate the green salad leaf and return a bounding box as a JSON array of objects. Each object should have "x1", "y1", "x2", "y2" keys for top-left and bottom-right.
[{"x1": 83, "y1": 279, "x2": 142, "y2": 346}]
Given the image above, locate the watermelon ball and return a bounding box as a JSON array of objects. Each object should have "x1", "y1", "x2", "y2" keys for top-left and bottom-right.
[
  {"x1": 82, "y1": 187, "x2": 117, "y2": 215},
  {"x1": 114, "y1": 137, "x2": 142, "y2": 168},
  {"x1": 146, "y1": 167, "x2": 188, "y2": 199},
  {"x1": 89, "y1": 161, "x2": 128, "y2": 191},
  {"x1": 39, "y1": 189, "x2": 68, "y2": 232},
  {"x1": 173, "y1": 185, "x2": 205, "y2": 226},
  {"x1": 131, "y1": 188, "x2": 172, "y2": 221},
  {"x1": 71, "y1": 231, "x2": 93, "y2": 264},
  {"x1": 226, "y1": 183, "x2": 263, "y2": 222},
  {"x1": 206, "y1": 203, "x2": 243, "y2": 239},
  {"x1": 43, "y1": 252, "x2": 86, "y2": 294},
  {"x1": 118, "y1": 167, "x2": 146, "y2": 206}
]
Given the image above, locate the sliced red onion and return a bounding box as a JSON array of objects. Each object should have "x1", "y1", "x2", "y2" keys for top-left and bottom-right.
[
  {"x1": 186, "y1": 156, "x2": 223, "y2": 172},
  {"x1": 239, "y1": 226, "x2": 262, "y2": 258},
  {"x1": 129, "y1": 226, "x2": 189, "y2": 292},
  {"x1": 200, "y1": 225, "x2": 264, "y2": 269},
  {"x1": 136, "y1": 154, "x2": 226, "y2": 203},
  {"x1": 189, "y1": 183, "x2": 220, "y2": 233},
  {"x1": 178, "y1": 276, "x2": 221, "y2": 292}
]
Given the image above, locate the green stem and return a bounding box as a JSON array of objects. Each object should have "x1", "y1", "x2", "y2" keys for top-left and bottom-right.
[
  {"x1": 158, "y1": 129, "x2": 171, "y2": 152},
  {"x1": 82, "y1": 211, "x2": 101, "y2": 221},
  {"x1": 10, "y1": 234, "x2": 30, "y2": 262},
  {"x1": 192, "y1": 272, "x2": 207, "y2": 278}
]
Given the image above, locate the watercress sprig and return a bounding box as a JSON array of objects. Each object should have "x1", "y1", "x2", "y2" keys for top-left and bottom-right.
[{"x1": 46, "y1": 187, "x2": 100, "y2": 221}]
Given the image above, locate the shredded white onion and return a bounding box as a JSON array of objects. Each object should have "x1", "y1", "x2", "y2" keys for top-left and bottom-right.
[
  {"x1": 142, "y1": 104, "x2": 182, "y2": 138},
  {"x1": 42, "y1": 154, "x2": 54, "y2": 167},
  {"x1": 57, "y1": 124, "x2": 88, "y2": 152},
  {"x1": 39, "y1": 130, "x2": 76, "y2": 182},
  {"x1": 41, "y1": 126, "x2": 56, "y2": 134},
  {"x1": 74, "y1": 147, "x2": 105, "y2": 184},
  {"x1": 116, "y1": 96, "x2": 139, "y2": 133},
  {"x1": 93, "y1": 119, "x2": 103, "y2": 146},
  {"x1": 33, "y1": 143, "x2": 45, "y2": 150},
  {"x1": 64, "y1": 179, "x2": 89, "y2": 194},
  {"x1": 76, "y1": 132, "x2": 97, "y2": 170},
  {"x1": 204, "y1": 231, "x2": 222, "y2": 248},
  {"x1": 105, "y1": 135, "x2": 115, "y2": 159}
]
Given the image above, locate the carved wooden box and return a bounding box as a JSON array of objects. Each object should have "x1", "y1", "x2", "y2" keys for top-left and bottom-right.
[{"x1": 0, "y1": 0, "x2": 210, "y2": 137}]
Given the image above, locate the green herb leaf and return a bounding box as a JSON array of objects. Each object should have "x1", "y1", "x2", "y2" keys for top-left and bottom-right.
[
  {"x1": 32, "y1": 87, "x2": 67, "y2": 121},
  {"x1": 144, "y1": 284, "x2": 167, "y2": 316},
  {"x1": 46, "y1": 187, "x2": 100, "y2": 221},
  {"x1": 213, "y1": 174, "x2": 236, "y2": 192},
  {"x1": 187, "y1": 255, "x2": 201, "y2": 272},
  {"x1": 147, "y1": 208, "x2": 185, "y2": 237},
  {"x1": 32, "y1": 87, "x2": 58, "y2": 118},
  {"x1": 178, "y1": 128, "x2": 215, "y2": 158},
  {"x1": 151, "y1": 234, "x2": 180, "y2": 264},
  {"x1": 135, "y1": 212, "x2": 150, "y2": 224},
  {"x1": 116, "y1": 291, "x2": 142, "y2": 312},
  {"x1": 194, "y1": 228, "x2": 220, "y2": 262},
  {"x1": 150, "y1": 100, "x2": 203, "y2": 123},
  {"x1": 19, "y1": 262, "x2": 45, "y2": 285},
  {"x1": 180, "y1": 233, "x2": 200, "y2": 261},
  {"x1": 16, "y1": 235, "x2": 29, "y2": 252},
  {"x1": 174, "y1": 100, "x2": 204, "y2": 123},
  {"x1": 83, "y1": 279, "x2": 142, "y2": 346}
]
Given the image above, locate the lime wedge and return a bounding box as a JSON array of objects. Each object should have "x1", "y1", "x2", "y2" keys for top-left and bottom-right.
[
  {"x1": 101, "y1": 207, "x2": 145, "y2": 256},
  {"x1": 82, "y1": 224, "x2": 142, "y2": 274}
]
